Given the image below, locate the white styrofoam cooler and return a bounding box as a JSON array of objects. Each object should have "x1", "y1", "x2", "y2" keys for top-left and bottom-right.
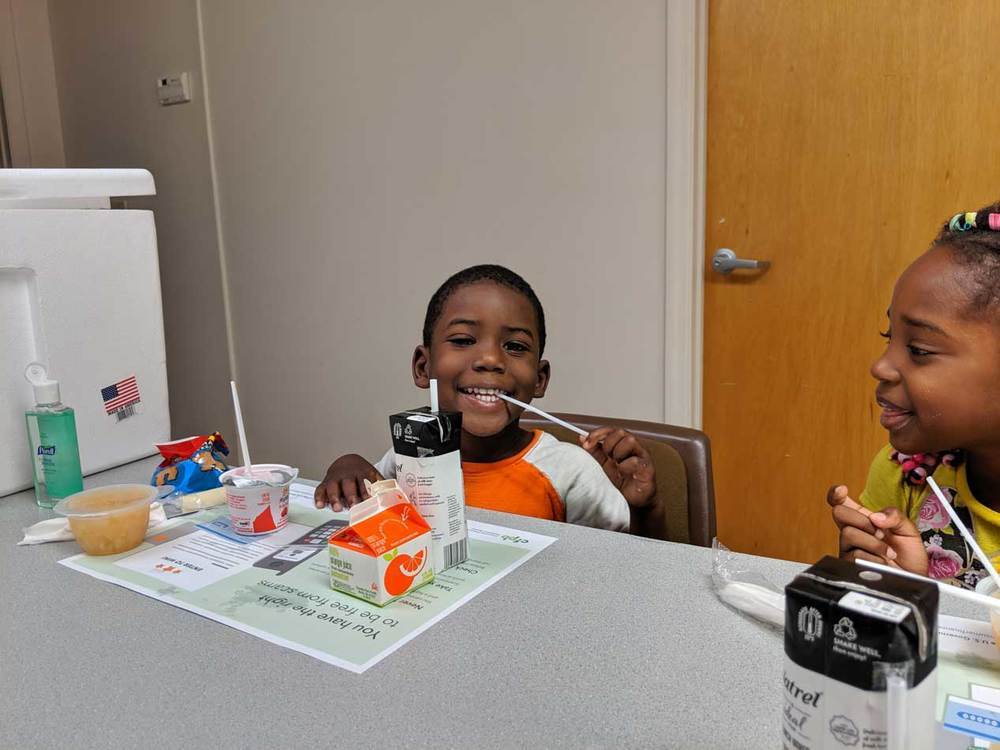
[{"x1": 0, "y1": 169, "x2": 170, "y2": 496}]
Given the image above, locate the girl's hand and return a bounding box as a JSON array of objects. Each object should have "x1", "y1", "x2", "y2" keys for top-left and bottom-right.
[
  {"x1": 315, "y1": 454, "x2": 384, "y2": 511},
  {"x1": 581, "y1": 428, "x2": 657, "y2": 508},
  {"x1": 827, "y1": 484, "x2": 928, "y2": 575}
]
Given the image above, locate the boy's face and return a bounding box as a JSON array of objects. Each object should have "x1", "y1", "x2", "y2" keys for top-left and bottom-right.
[
  {"x1": 413, "y1": 281, "x2": 550, "y2": 438},
  {"x1": 870, "y1": 245, "x2": 1000, "y2": 455}
]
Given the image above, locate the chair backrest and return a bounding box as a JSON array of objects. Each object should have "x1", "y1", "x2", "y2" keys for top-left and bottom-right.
[{"x1": 520, "y1": 413, "x2": 717, "y2": 547}]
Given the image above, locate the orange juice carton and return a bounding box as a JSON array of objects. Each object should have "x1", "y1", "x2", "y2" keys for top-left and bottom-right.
[{"x1": 327, "y1": 479, "x2": 434, "y2": 606}]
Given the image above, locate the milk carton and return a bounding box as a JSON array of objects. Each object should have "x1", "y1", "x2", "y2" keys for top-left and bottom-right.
[
  {"x1": 327, "y1": 479, "x2": 434, "y2": 606},
  {"x1": 783, "y1": 556, "x2": 938, "y2": 750},
  {"x1": 389, "y1": 408, "x2": 468, "y2": 572}
]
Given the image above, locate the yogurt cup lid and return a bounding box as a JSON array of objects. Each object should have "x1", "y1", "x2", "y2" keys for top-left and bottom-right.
[
  {"x1": 220, "y1": 464, "x2": 299, "y2": 488},
  {"x1": 53, "y1": 484, "x2": 158, "y2": 518}
]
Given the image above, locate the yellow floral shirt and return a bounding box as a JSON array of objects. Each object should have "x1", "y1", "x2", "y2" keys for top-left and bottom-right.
[{"x1": 860, "y1": 444, "x2": 1000, "y2": 590}]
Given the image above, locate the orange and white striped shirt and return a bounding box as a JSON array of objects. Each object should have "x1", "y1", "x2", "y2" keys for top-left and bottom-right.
[{"x1": 375, "y1": 430, "x2": 629, "y2": 531}]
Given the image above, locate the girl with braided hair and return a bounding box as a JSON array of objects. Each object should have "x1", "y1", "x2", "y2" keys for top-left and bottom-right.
[{"x1": 828, "y1": 200, "x2": 1000, "y2": 589}]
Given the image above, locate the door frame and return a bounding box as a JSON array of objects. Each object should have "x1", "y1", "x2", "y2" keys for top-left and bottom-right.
[
  {"x1": 0, "y1": 0, "x2": 29, "y2": 166},
  {"x1": 664, "y1": 0, "x2": 707, "y2": 429},
  {"x1": 0, "y1": 0, "x2": 65, "y2": 167}
]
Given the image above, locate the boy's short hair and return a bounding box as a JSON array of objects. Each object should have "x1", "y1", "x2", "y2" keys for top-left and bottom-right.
[{"x1": 423, "y1": 264, "x2": 547, "y2": 355}]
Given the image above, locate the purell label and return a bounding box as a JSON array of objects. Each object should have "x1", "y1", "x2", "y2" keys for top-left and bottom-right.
[
  {"x1": 782, "y1": 556, "x2": 938, "y2": 750},
  {"x1": 389, "y1": 408, "x2": 468, "y2": 573}
]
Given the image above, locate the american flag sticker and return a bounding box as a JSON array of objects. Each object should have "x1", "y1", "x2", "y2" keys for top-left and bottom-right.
[{"x1": 101, "y1": 375, "x2": 141, "y2": 421}]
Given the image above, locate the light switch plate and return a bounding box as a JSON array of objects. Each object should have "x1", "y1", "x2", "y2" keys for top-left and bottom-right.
[{"x1": 156, "y1": 73, "x2": 191, "y2": 106}]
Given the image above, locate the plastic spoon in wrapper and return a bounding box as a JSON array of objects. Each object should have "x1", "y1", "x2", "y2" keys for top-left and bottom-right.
[
  {"x1": 495, "y1": 393, "x2": 589, "y2": 438},
  {"x1": 926, "y1": 475, "x2": 1000, "y2": 593},
  {"x1": 711, "y1": 539, "x2": 785, "y2": 628}
]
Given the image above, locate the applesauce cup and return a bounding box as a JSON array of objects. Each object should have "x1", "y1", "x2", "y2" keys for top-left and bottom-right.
[{"x1": 53, "y1": 484, "x2": 157, "y2": 555}]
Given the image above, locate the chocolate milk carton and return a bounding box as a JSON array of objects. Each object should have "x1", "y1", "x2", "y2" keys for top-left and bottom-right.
[
  {"x1": 389, "y1": 408, "x2": 468, "y2": 572},
  {"x1": 783, "y1": 557, "x2": 938, "y2": 750}
]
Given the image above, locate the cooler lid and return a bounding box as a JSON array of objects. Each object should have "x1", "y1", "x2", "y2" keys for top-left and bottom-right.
[{"x1": 0, "y1": 169, "x2": 156, "y2": 208}]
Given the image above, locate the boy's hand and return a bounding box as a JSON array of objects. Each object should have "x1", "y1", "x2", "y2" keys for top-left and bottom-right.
[
  {"x1": 581, "y1": 428, "x2": 656, "y2": 508},
  {"x1": 827, "y1": 485, "x2": 928, "y2": 575},
  {"x1": 315, "y1": 454, "x2": 384, "y2": 511}
]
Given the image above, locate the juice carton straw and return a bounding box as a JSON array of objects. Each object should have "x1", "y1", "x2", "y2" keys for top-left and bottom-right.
[{"x1": 230, "y1": 380, "x2": 252, "y2": 472}]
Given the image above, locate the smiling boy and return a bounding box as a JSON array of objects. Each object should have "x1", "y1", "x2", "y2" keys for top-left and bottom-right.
[{"x1": 315, "y1": 265, "x2": 656, "y2": 532}]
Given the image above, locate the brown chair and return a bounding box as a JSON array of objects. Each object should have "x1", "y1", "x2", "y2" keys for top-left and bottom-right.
[{"x1": 520, "y1": 413, "x2": 717, "y2": 547}]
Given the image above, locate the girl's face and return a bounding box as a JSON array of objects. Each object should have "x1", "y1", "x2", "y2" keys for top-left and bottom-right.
[{"x1": 871, "y1": 245, "x2": 1000, "y2": 454}]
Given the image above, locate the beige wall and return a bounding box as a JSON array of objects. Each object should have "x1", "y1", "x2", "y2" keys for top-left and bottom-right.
[
  {"x1": 199, "y1": 0, "x2": 668, "y2": 476},
  {"x1": 43, "y1": 1, "x2": 675, "y2": 481},
  {"x1": 46, "y1": 0, "x2": 235, "y2": 444}
]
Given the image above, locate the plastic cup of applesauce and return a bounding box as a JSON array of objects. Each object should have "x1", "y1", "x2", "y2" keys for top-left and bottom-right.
[{"x1": 53, "y1": 484, "x2": 157, "y2": 555}]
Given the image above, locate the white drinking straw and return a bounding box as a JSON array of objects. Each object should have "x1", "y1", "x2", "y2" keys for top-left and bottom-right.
[
  {"x1": 885, "y1": 667, "x2": 907, "y2": 750},
  {"x1": 429, "y1": 378, "x2": 439, "y2": 414},
  {"x1": 856, "y1": 558, "x2": 1000, "y2": 612},
  {"x1": 926, "y1": 475, "x2": 1000, "y2": 593},
  {"x1": 496, "y1": 393, "x2": 589, "y2": 438},
  {"x1": 230, "y1": 380, "x2": 253, "y2": 473}
]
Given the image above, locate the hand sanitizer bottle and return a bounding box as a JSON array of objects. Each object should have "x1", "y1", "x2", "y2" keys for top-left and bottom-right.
[{"x1": 24, "y1": 362, "x2": 83, "y2": 508}]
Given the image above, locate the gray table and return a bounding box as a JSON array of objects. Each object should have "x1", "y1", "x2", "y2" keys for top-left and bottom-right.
[{"x1": 1, "y1": 458, "x2": 985, "y2": 749}]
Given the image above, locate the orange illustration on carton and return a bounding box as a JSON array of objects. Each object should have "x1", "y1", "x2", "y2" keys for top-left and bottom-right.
[{"x1": 328, "y1": 479, "x2": 434, "y2": 606}]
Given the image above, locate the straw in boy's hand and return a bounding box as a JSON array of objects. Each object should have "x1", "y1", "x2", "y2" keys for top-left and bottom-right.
[
  {"x1": 495, "y1": 393, "x2": 587, "y2": 437},
  {"x1": 580, "y1": 428, "x2": 656, "y2": 508},
  {"x1": 493, "y1": 392, "x2": 656, "y2": 509}
]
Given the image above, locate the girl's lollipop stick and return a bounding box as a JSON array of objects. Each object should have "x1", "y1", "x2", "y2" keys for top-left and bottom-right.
[
  {"x1": 926, "y1": 475, "x2": 1000, "y2": 593},
  {"x1": 496, "y1": 393, "x2": 588, "y2": 438}
]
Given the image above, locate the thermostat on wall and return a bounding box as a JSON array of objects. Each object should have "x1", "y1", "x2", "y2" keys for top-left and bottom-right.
[{"x1": 156, "y1": 73, "x2": 191, "y2": 106}]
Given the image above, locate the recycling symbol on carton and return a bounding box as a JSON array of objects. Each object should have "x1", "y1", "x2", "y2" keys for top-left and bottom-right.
[{"x1": 833, "y1": 617, "x2": 857, "y2": 642}]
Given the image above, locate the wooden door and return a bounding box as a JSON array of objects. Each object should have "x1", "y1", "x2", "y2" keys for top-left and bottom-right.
[{"x1": 703, "y1": 0, "x2": 1000, "y2": 563}]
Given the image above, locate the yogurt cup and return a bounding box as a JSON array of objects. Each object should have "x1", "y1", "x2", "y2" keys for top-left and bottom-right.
[
  {"x1": 219, "y1": 464, "x2": 298, "y2": 535},
  {"x1": 53, "y1": 484, "x2": 157, "y2": 555}
]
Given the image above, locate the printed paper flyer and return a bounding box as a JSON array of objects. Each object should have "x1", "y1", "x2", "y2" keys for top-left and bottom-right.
[
  {"x1": 937, "y1": 615, "x2": 1000, "y2": 747},
  {"x1": 60, "y1": 501, "x2": 555, "y2": 673}
]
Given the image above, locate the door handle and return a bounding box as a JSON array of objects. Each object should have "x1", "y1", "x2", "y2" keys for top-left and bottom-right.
[{"x1": 711, "y1": 248, "x2": 770, "y2": 274}]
